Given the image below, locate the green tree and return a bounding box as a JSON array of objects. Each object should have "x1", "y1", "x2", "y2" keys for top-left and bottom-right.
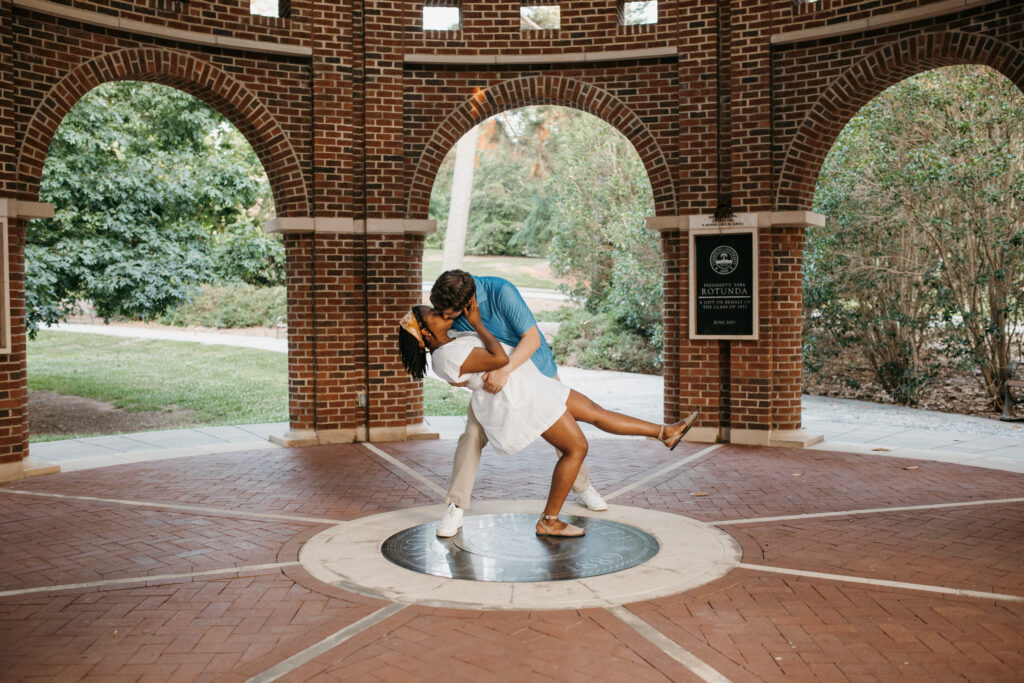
[
  {"x1": 545, "y1": 112, "x2": 661, "y2": 338},
  {"x1": 30, "y1": 81, "x2": 278, "y2": 334},
  {"x1": 809, "y1": 65, "x2": 1024, "y2": 409},
  {"x1": 428, "y1": 113, "x2": 549, "y2": 257},
  {"x1": 808, "y1": 94, "x2": 942, "y2": 404},
  {"x1": 425, "y1": 106, "x2": 664, "y2": 372}
]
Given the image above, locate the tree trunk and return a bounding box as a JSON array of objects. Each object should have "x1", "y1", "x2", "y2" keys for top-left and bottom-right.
[{"x1": 442, "y1": 125, "x2": 480, "y2": 273}]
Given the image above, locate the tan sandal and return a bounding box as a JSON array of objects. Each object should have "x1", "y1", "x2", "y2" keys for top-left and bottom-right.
[
  {"x1": 536, "y1": 514, "x2": 585, "y2": 537},
  {"x1": 659, "y1": 410, "x2": 700, "y2": 451}
]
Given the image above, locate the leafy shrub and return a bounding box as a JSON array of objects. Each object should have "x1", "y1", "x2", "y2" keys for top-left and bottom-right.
[
  {"x1": 807, "y1": 65, "x2": 1024, "y2": 408},
  {"x1": 211, "y1": 223, "x2": 285, "y2": 287},
  {"x1": 31, "y1": 81, "x2": 271, "y2": 335},
  {"x1": 551, "y1": 308, "x2": 661, "y2": 374},
  {"x1": 158, "y1": 284, "x2": 286, "y2": 328}
]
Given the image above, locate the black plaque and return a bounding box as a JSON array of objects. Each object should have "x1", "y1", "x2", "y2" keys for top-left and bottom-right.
[
  {"x1": 380, "y1": 513, "x2": 659, "y2": 582},
  {"x1": 691, "y1": 229, "x2": 757, "y2": 339}
]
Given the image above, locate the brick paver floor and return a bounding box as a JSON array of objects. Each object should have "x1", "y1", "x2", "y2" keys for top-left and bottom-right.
[{"x1": 1, "y1": 440, "x2": 1021, "y2": 681}]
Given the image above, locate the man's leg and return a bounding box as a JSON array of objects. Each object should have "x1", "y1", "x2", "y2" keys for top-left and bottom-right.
[
  {"x1": 565, "y1": 446, "x2": 592, "y2": 493},
  {"x1": 553, "y1": 373, "x2": 602, "y2": 507},
  {"x1": 445, "y1": 403, "x2": 488, "y2": 509}
]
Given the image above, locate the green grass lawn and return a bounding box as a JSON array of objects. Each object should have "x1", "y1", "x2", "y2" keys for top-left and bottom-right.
[
  {"x1": 28, "y1": 331, "x2": 469, "y2": 440},
  {"x1": 424, "y1": 376, "x2": 471, "y2": 415},
  {"x1": 28, "y1": 331, "x2": 289, "y2": 426},
  {"x1": 422, "y1": 248, "x2": 560, "y2": 290}
]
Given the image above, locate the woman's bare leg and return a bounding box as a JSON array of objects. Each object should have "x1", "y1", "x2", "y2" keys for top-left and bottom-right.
[
  {"x1": 565, "y1": 390, "x2": 697, "y2": 448},
  {"x1": 565, "y1": 390, "x2": 661, "y2": 437},
  {"x1": 537, "y1": 411, "x2": 589, "y2": 533}
]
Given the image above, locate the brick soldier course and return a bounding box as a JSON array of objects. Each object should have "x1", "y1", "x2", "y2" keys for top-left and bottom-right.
[{"x1": 0, "y1": 1, "x2": 1021, "y2": 477}]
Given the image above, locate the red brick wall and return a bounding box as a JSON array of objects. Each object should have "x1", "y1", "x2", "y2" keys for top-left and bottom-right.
[
  {"x1": 368, "y1": 234, "x2": 426, "y2": 431},
  {"x1": 781, "y1": 0, "x2": 960, "y2": 29},
  {"x1": 770, "y1": 226, "x2": 804, "y2": 432},
  {"x1": 676, "y1": 1, "x2": 719, "y2": 211},
  {"x1": 312, "y1": 4, "x2": 355, "y2": 215},
  {"x1": 0, "y1": 0, "x2": 1020, "y2": 466},
  {"x1": 0, "y1": 219, "x2": 28, "y2": 466},
  {"x1": 410, "y1": 0, "x2": 678, "y2": 54},
  {"x1": 284, "y1": 234, "x2": 316, "y2": 431},
  {"x1": 10, "y1": 32, "x2": 312, "y2": 216},
  {"x1": 661, "y1": 229, "x2": 725, "y2": 434},
  {"x1": 403, "y1": 67, "x2": 680, "y2": 218},
  {"x1": 773, "y1": 1, "x2": 1024, "y2": 210},
  {"x1": 35, "y1": 0, "x2": 310, "y2": 45}
]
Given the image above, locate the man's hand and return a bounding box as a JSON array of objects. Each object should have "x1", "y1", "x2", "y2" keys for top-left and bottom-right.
[
  {"x1": 481, "y1": 366, "x2": 511, "y2": 393},
  {"x1": 463, "y1": 295, "x2": 481, "y2": 326}
]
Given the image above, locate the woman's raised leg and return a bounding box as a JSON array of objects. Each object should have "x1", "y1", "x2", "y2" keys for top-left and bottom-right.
[
  {"x1": 536, "y1": 411, "x2": 589, "y2": 536},
  {"x1": 565, "y1": 390, "x2": 698, "y2": 448}
]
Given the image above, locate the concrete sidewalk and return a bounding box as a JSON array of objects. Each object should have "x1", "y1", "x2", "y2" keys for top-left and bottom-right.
[{"x1": 29, "y1": 323, "x2": 1024, "y2": 474}]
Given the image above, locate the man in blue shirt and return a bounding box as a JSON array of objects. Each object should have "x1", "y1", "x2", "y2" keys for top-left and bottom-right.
[{"x1": 429, "y1": 270, "x2": 607, "y2": 537}]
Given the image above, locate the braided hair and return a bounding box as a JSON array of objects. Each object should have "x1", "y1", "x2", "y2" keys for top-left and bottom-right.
[{"x1": 398, "y1": 306, "x2": 429, "y2": 379}]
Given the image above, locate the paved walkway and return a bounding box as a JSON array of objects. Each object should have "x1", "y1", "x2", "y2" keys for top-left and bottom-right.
[
  {"x1": 33, "y1": 323, "x2": 1024, "y2": 474},
  {"x1": 3, "y1": 324, "x2": 1020, "y2": 681}
]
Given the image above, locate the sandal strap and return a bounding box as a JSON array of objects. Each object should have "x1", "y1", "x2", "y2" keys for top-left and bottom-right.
[{"x1": 541, "y1": 514, "x2": 559, "y2": 520}]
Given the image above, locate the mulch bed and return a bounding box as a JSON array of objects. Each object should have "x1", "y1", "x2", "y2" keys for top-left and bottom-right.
[{"x1": 803, "y1": 349, "x2": 1011, "y2": 420}]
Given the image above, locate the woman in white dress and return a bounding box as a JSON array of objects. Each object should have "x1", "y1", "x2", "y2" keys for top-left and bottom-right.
[{"x1": 398, "y1": 299, "x2": 699, "y2": 538}]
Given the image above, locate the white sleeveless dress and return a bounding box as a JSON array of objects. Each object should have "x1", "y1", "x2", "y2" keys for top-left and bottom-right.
[{"x1": 430, "y1": 332, "x2": 570, "y2": 455}]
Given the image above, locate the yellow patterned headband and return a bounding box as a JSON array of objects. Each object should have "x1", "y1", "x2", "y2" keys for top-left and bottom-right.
[{"x1": 399, "y1": 311, "x2": 425, "y2": 349}]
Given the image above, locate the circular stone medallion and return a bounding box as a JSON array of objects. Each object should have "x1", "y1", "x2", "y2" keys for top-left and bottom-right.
[
  {"x1": 381, "y1": 514, "x2": 659, "y2": 582},
  {"x1": 299, "y1": 501, "x2": 741, "y2": 611}
]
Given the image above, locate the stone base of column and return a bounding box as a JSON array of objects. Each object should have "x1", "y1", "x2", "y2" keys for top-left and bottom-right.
[
  {"x1": 0, "y1": 458, "x2": 61, "y2": 483},
  {"x1": 269, "y1": 423, "x2": 439, "y2": 447},
  {"x1": 729, "y1": 428, "x2": 824, "y2": 448},
  {"x1": 269, "y1": 428, "x2": 321, "y2": 447},
  {"x1": 683, "y1": 426, "x2": 721, "y2": 444}
]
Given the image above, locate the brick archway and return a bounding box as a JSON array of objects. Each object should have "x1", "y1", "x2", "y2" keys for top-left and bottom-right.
[
  {"x1": 406, "y1": 75, "x2": 677, "y2": 218},
  {"x1": 775, "y1": 31, "x2": 1024, "y2": 212},
  {"x1": 16, "y1": 47, "x2": 309, "y2": 217}
]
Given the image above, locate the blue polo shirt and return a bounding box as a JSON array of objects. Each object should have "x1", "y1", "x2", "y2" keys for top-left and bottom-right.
[{"x1": 450, "y1": 275, "x2": 557, "y2": 377}]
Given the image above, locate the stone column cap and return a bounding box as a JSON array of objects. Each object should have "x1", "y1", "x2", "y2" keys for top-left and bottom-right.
[
  {"x1": 646, "y1": 211, "x2": 825, "y2": 232},
  {"x1": 0, "y1": 198, "x2": 55, "y2": 219},
  {"x1": 264, "y1": 217, "x2": 436, "y2": 235}
]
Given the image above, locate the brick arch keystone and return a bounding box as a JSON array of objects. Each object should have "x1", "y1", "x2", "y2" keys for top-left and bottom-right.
[
  {"x1": 406, "y1": 76, "x2": 676, "y2": 218},
  {"x1": 776, "y1": 31, "x2": 1024, "y2": 211},
  {"x1": 17, "y1": 47, "x2": 309, "y2": 217}
]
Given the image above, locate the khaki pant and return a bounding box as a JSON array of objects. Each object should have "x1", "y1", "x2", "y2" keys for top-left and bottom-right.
[{"x1": 445, "y1": 395, "x2": 591, "y2": 509}]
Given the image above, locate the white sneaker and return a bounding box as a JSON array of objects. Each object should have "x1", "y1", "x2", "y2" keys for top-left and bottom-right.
[
  {"x1": 576, "y1": 486, "x2": 608, "y2": 511},
  {"x1": 436, "y1": 502, "x2": 464, "y2": 537}
]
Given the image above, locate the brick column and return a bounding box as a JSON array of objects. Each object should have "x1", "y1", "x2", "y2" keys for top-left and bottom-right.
[
  {"x1": 735, "y1": 212, "x2": 823, "y2": 447},
  {"x1": 267, "y1": 218, "x2": 435, "y2": 445},
  {"x1": 0, "y1": 202, "x2": 57, "y2": 482},
  {"x1": 359, "y1": 4, "x2": 437, "y2": 441},
  {"x1": 652, "y1": 212, "x2": 823, "y2": 448},
  {"x1": 283, "y1": 233, "x2": 315, "y2": 435},
  {"x1": 651, "y1": 216, "x2": 723, "y2": 445},
  {"x1": 723, "y1": 0, "x2": 774, "y2": 441}
]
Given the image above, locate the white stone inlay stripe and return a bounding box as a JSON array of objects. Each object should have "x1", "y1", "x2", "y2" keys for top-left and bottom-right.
[
  {"x1": 246, "y1": 603, "x2": 407, "y2": 683},
  {"x1": 0, "y1": 562, "x2": 299, "y2": 598},
  {"x1": 606, "y1": 444, "x2": 723, "y2": 501},
  {"x1": 738, "y1": 563, "x2": 1024, "y2": 603},
  {"x1": 0, "y1": 488, "x2": 342, "y2": 525},
  {"x1": 713, "y1": 497, "x2": 1024, "y2": 526},
  {"x1": 361, "y1": 443, "x2": 447, "y2": 497},
  {"x1": 608, "y1": 606, "x2": 733, "y2": 683}
]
